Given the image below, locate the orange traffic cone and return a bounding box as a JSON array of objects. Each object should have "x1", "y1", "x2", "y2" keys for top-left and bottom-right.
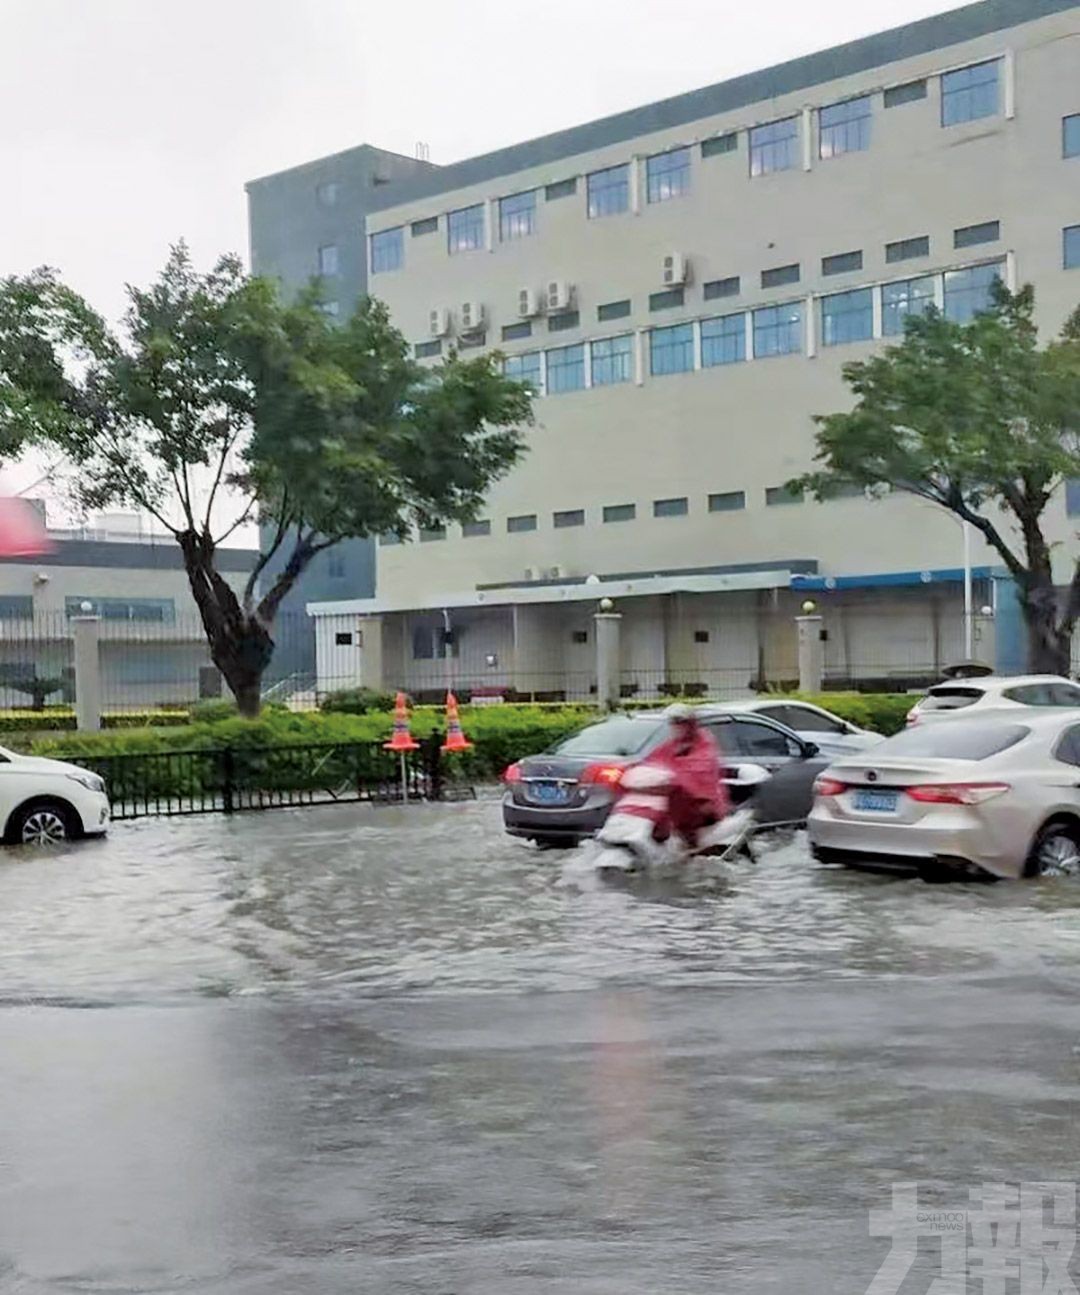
[
  {"x1": 441, "y1": 691, "x2": 473, "y2": 752},
  {"x1": 384, "y1": 691, "x2": 420, "y2": 751}
]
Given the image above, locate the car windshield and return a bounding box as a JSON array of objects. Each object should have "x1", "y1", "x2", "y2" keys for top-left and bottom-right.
[
  {"x1": 549, "y1": 716, "x2": 663, "y2": 757},
  {"x1": 920, "y1": 686, "x2": 984, "y2": 711},
  {"x1": 876, "y1": 722, "x2": 1030, "y2": 761}
]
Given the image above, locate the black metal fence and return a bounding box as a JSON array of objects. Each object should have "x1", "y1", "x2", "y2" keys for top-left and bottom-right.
[{"x1": 70, "y1": 739, "x2": 471, "y2": 821}]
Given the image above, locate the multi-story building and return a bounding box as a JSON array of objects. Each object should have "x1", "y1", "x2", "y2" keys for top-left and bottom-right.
[{"x1": 301, "y1": 0, "x2": 1080, "y2": 700}]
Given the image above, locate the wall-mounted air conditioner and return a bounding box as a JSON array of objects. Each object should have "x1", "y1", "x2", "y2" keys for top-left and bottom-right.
[
  {"x1": 662, "y1": 252, "x2": 688, "y2": 286},
  {"x1": 545, "y1": 280, "x2": 574, "y2": 312},
  {"x1": 459, "y1": 300, "x2": 485, "y2": 333},
  {"x1": 428, "y1": 307, "x2": 450, "y2": 337},
  {"x1": 517, "y1": 287, "x2": 540, "y2": 318}
]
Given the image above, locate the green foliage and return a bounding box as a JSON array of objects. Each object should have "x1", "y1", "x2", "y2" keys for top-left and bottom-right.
[
  {"x1": 789, "y1": 692, "x2": 914, "y2": 737},
  {"x1": 6, "y1": 675, "x2": 65, "y2": 710},
  {"x1": 188, "y1": 699, "x2": 239, "y2": 723},
  {"x1": 319, "y1": 687, "x2": 397, "y2": 715}
]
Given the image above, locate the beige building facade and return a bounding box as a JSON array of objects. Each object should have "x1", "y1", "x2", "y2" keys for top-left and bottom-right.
[{"x1": 307, "y1": 0, "x2": 1080, "y2": 700}]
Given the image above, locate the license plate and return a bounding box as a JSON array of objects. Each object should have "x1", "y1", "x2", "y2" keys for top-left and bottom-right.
[
  {"x1": 854, "y1": 789, "x2": 898, "y2": 814},
  {"x1": 531, "y1": 781, "x2": 570, "y2": 804}
]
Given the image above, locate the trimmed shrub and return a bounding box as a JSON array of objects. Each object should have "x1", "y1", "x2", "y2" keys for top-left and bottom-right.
[{"x1": 319, "y1": 687, "x2": 397, "y2": 715}]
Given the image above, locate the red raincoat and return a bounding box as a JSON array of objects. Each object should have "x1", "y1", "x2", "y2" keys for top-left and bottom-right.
[{"x1": 617, "y1": 720, "x2": 728, "y2": 846}]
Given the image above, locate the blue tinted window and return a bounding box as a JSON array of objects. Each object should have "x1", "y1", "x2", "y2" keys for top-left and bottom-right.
[
  {"x1": 318, "y1": 244, "x2": 338, "y2": 276},
  {"x1": 66, "y1": 596, "x2": 175, "y2": 622},
  {"x1": 701, "y1": 313, "x2": 745, "y2": 367},
  {"x1": 749, "y1": 118, "x2": 799, "y2": 176},
  {"x1": 647, "y1": 148, "x2": 691, "y2": 203},
  {"x1": 943, "y1": 261, "x2": 1003, "y2": 322},
  {"x1": 819, "y1": 96, "x2": 872, "y2": 158},
  {"x1": 753, "y1": 303, "x2": 802, "y2": 358},
  {"x1": 649, "y1": 323, "x2": 694, "y2": 376},
  {"x1": 882, "y1": 277, "x2": 936, "y2": 336},
  {"x1": 590, "y1": 335, "x2": 633, "y2": 386},
  {"x1": 503, "y1": 351, "x2": 542, "y2": 392},
  {"x1": 1067, "y1": 480, "x2": 1080, "y2": 517},
  {"x1": 821, "y1": 288, "x2": 873, "y2": 346},
  {"x1": 499, "y1": 190, "x2": 536, "y2": 241},
  {"x1": 1066, "y1": 115, "x2": 1080, "y2": 158},
  {"x1": 1066, "y1": 226, "x2": 1080, "y2": 270},
  {"x1": 546, "y1": 344, "x2": 586, "y2": 394},
  {"x1": 447, "y1": 204, "x2": 485, "y2": 253},
  {"x1": 587, "y1": 164, "x2": 630, "y2": 218},
  {"x1": 370, "y1": 227, "x2": 403, "y2": 274},
  {"x1": 941, "y1": 60, "x2": 999, "y2": 127}
]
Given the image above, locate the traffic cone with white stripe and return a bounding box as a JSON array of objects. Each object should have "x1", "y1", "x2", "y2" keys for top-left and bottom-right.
[
  {"x1": 441, "y1": 691, "x2": 473, "y2": 752},
  {"x1": 384, "y1": 691, "x2": 420, "y2": 751}
]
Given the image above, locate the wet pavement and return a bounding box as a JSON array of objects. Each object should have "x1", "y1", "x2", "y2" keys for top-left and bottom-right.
[{"x1": 2, "y1": 798, "x2": 1080, "y2": 1293}]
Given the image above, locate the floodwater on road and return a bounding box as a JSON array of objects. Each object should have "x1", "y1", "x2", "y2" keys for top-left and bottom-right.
[{"x1": 2, "y1": 798, "x2": 1080, "y2": 1293}]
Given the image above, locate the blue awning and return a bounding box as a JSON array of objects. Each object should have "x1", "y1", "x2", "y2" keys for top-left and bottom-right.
[{"x1": 791, "y1": 566, "x2": 993, "y2": 592}]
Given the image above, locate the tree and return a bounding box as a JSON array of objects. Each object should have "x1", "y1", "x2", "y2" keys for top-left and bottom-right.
[
  {"x1": 796, "y1": 285, "x2": 1080, "y2": 674},
  {"x1": 0, "y1": 247, "x2": 533, "y2": 715},
  {"x1": 8, "y1": 674, "x2": 64, "y2": 711}
]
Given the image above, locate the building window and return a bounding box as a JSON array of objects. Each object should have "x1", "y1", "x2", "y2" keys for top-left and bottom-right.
[
  {"x1": 499, "y1": 190, "x2": 536, "y2": 241},
  {"x1": 66, "y1": 596, "x2": 176, "y2": 622},
  {"x1": 545, "y1": 343, "x2": 586, "y2": 394},
  {"x1": 646, "y1": 147, "x2": 691, "y2": 203},
  {"x1": 753, "y1": 303, "x2": 803, "y2": 358},
  {"x1": 462, "y1": 520, "x2": 491, "y2": 538},
  {"x1": 458, "y1": 332, "x2": 486, "y2": 351},
  {"x1": 447, "y1": 204, "x2": 485, "y2": 253},
  {"x1": 704, "y1": 277, "x2": 740, "y2": 300},
  {"x1": 708, "y1": 491, "x2": 745, "y2": 512},
  {"x1": 603, "y1": 503, "x2": 636, "y2": 523},
  {"x1": 749, "y1": 117, "x2": 799, "y2": 176},
  {"x1": 411, "y1": 215, "x2": 439, "y2": 236},
  {"x1": 694, "y1": 630, "x2": 710, "y2": 644},
  {"x1": 941, "y1": 59, "x2": 1000, "y2": 127},
  {"x1": 378, "y1": 532, "x2": 403, "y2": 546},
  {"x1": 316, "y1": 181, "x2": 339, "y2": 207},
  {"x1": 702, "y1": 132, "x2": 737, "y2": 158},
  {"x1": 882, "y1": 276, "x2": 936, "y2": 336},
  {"x1": 649, "y1": 323, "x2": 694, "y2": 376},
  {"x1": 819, "y1": 95, "x2": 872, "y2": 159},
  {"x1": 1066, "y1": 226, "x2": 1080, "y2": 270},
  {"x1": 649, "y1": 288, "x2": 684, "y2": 311},
  {"x1": 327, "y1": 550, "x2": 346, "y2": 579},
  {"x1": 507, "y1": 514, "x2": 538, "y2": 533},
  {"x1": 587, "y1": 164, "x2": 630, "y2": 218},
  {"x1": 761, "y1": 263, "x2": 800, "y2": 289},
  {"x1": 1065, "y1": 115, "x2": 1080, "y2": 159},
  {"x1": 1067, "y1": 480, "x2": 1080, "y2": 516},
  {"x1": 943, "y1": 261, "x2": 1004, "y2": 322},
  {"x1": 653, "y1": 497, "x2": 689, "y2": 518},
  {"x1": 886, "y1": 235, "x2": 930, "y2": 263},
  {"x1": 884, "y1": 78, "x2": 927, "y2": 108},
  {"x1": 598, "y1": 299, "x2": 631, "y2": 321},
  {"x1": 954, "y1": 220, "x2": 1000, "y2": 248},
  {"x1": 318, "y1": 244, "x2": 339, "y2": 276},
  {"x1": 548, "y1": 310, "x2": 580, "y2": 333},
  {"x1": 501, "y1": 321, "x2": 532, "y2": 342},
  {"x1": 415, "y1": 339, "x2": 442, "y2": 359},
  {"x1": 822, "y1": 250, "x2": 862, "y2": 276},
  {"x1": 412, "y1": 625, "x2": 457, "y2": 661},
  {"x1": 370, "y1": 227, "x2": 403, "y2": 274},
  {"x1": 701, "y1": 313, "x2": 746, "y2": 367},
  {"x1": 545, "y1": 177, "x2": 577, "y2": 200},
  {"x1": 821, "y1": 289, "x2": 873, "y2": 346},
  {"x1": 591, "y1": 335, "x2": 634, "y2": 386},
  {"x1": 503, "y1": 351, "x2": 542, "y2": 391},
  {"x1": 419, "y1": 525, "x2": 446, "y2": 543},
  {"x1": 765, "y1": 486, "x2": 803, "y2": 506},
  {"x1": 0, "y1": 596, "x2": 32, "y2": 619},
  {"x1": 554, "y1": 509, "x2": 585, "y2": 528}
]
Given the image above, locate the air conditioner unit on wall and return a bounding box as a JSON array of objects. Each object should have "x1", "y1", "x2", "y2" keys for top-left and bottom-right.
[
  {"x1": 546, "y1": 280, "x2": 574, "y2": 312},
  {"x1": 662, "y1": 252, "x2": 688, "y2": 286},
  {"x1": 459, "y1": 300, "x2": 486, "y2": 332},
  {"x1": 547, "y1": 565, "x2": 567, "y2": 580},
  {"x1": 523, "y1": 566, "x2": 541, "y2": 582},
  {"x1": 517, "y1": 287, "x2": 540, "y2": 318},
  {"x1": 428, "y1": 307, "x2": 450, "y2": 337}
]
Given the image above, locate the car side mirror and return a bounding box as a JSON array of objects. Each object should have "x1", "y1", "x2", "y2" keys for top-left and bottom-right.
[{"x1": 801, "y1": 741, "x2": 820, "y2": 759}]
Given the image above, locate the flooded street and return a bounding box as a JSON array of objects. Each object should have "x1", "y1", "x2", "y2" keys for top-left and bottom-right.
[{"x1": 2, "y1": 798, "x2": 1080, "y2": 1293}]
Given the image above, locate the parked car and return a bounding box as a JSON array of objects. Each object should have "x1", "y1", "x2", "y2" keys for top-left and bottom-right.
[
  {"x1": 502, "y1": 708, "x2": 829, "y2": 847},
  {"x1": 808, "y1": 710, "x2": 1080, "y2": 880},
  {"x1": 905, "y1": 674, "x2": 1080, "y2": 726},
  {"x1": 708, "y1": 699, "x2": 884, "y2": 756},
  {"x1": 0, "y1": 748, "x2": 109, "y2": 845}
]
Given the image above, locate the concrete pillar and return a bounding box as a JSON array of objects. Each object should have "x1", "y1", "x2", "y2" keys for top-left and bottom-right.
[
  {"x1": 594, "y1": 610, "x2": 622, "y2": 711},
  {"x1": 796, "y1": 614, "x2": 824, "y2": 694},
  {"x1": 72, "y1": 616, "x2": 102, "y2": 731}
]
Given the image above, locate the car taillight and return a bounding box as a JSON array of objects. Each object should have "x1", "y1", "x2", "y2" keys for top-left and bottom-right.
[
  {"x1": 813, "y1": 776, "x2": 848, "y2": 799},
  {"x1": 582, "y1": 763, "x2": 625, "y2": 788},
  {"x1": 503, "y1": 763, "x2": 523, "y2": 784},
  {"x1": 907, "y1": 782, "x2": 1010, "y2": 806}
]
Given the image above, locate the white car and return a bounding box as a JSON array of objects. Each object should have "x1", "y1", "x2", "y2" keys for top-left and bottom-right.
[
  {"x1": 704, "y1": 699, "x2": 883, "y2": 757},
  {"x1": 809, "y1": 710, "x2": 1080, "y2": 880},
  {"x1": 906, "y1": 675, "x2": 1080, "y2": 726},
  {"x1": 0, "y1": 748, "x2": 109, "y2": 845}
]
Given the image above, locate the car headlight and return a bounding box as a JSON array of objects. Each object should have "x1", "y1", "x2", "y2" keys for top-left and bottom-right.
[{"x1": 67, "y1": 772, "x2": 106, "y2": 794}]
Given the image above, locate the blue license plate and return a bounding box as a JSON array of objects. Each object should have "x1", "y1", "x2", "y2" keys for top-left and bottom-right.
[
  {"x1": 531, "y1": 781, "x2": 569, "y2": 804},
  {"x1": 854, "y1": 789, "x2": 898, "y2": 814}
]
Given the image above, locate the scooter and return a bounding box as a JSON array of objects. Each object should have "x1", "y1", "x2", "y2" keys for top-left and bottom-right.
[{"x1": 586, "y1": 762, "x2": 772, "y2": 876}]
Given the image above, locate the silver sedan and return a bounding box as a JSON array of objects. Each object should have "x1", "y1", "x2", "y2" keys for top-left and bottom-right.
[{"x1": 808, "y1": 710, "x2": 1080, "y2": 880}]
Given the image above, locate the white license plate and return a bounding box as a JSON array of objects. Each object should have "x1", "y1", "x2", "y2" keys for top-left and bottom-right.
[{"x1": 854, "y1": 789, "x2": 898, "y2": 814}]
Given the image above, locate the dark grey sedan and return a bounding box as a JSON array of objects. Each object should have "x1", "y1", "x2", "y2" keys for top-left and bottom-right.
[{"x1": 502, "y1": 709, "x2": 828, "y2": 847}]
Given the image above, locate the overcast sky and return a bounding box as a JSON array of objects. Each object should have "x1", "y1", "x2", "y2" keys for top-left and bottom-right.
[{"x1": 4, "y1": 0, "x2": 964, "y2": 323}]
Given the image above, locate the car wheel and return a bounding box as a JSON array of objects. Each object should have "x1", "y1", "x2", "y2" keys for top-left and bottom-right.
[
  {"x1": 1026, "y1": 821, "x2": 1080, "y2": 878},
  {"x1": 11, "y1": 801, "x2": 76, "y2": 847}
]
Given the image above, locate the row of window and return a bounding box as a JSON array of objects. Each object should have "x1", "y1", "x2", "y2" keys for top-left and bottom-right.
[{"x1": 363, "y1": 60, "x2": 1064, "y2": 278}]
